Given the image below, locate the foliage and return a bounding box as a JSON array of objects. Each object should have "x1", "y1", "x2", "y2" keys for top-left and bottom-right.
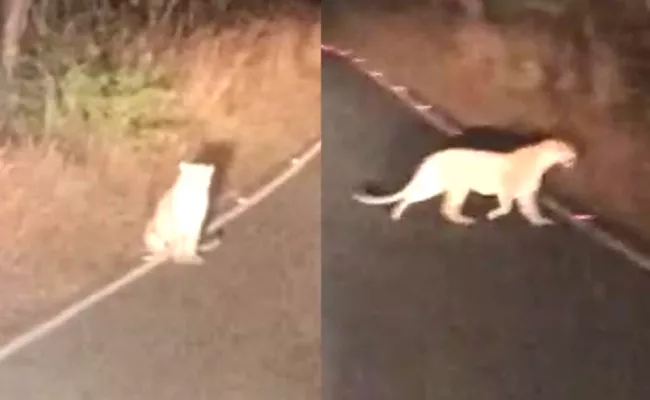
[{"x1": 8, "y1": 22, "x2": 189, "y2": 151}]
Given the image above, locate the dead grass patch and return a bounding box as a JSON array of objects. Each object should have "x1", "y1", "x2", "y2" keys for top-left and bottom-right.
[{"x1": 0, "y1": 5, "x2": 320, "y2": 341}]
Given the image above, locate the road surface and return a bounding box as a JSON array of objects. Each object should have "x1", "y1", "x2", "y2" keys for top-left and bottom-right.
[
  {"x1": 0, "y1": 156, "x2": 321, "y2": 399},
  {"x1": 322, "y1": 52, "x2": 650, "y2": 400}
]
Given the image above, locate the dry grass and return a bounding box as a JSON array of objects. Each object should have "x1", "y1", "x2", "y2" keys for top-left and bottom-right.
[
  {"x1": 326, "y1": 7, "x2": 650, "y2": 246},
  {"x1": 0, "y1": 5, "x2": 320, "y2": 341}
]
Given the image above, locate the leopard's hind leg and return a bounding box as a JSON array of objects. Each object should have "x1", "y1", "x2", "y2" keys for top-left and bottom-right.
[
  {"x1": 440, "y1": 187, "x2": 475, "y2": 225},
  {"x1": 486, "y1": 191, "x2": 514, "y2": 221}
]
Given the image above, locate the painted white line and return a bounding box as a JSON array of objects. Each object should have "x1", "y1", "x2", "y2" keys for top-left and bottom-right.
[
  {"x1": 199, "y1": 235, "x2": 223, "y2": 252},
  {"x1": 0, "y1": 139, "x2": 321, "y2": 364},
  {"x1": 573, "y1": 214, "x2": 595, "y2": 220},
  {"x1": 321, "y1": 44, "x2": 352, "y2": 57},
  {"x1": 542, "y1": 196, "x2": 650, "y2": 272},
  {"x1": 323, "y1": 42, "x2": 650, "y2": 272},
  {"x1": 206, "y1": 140, "x2": 321, "y2": 235},
  {"x1": 0, "y1": 259, "x2": 164, "y2": 364},
  {"x1": 323, "y1": 44, "x2": 467, "y2": 139}
]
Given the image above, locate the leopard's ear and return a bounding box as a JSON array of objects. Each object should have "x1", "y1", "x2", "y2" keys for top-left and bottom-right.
[{"x1": 179, "y1": 161, "x2": 190, "y2": 172}]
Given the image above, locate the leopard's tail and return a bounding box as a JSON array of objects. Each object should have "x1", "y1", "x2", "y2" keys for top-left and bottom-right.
[{"x1": 352, "y1": 187, "x2": 406, "y2": 205}]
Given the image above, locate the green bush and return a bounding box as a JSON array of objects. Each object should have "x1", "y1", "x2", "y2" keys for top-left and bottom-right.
[{"x1": 9, "y1": 27, "x2": 190, "y2": 151}]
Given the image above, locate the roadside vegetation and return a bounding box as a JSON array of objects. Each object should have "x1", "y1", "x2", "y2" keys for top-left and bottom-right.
[
  {"x1": 325, "y1": 0, "x2": 650, "y2": 246},
  {"x1": 0, "y1": 0, "x2": 320, "y2": 341}
]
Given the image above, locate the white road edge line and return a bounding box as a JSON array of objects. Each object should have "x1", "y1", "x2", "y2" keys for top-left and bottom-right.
[
  {"x1": 0, "y1": 139, "x2": 322, "y2": 364},
  {"x1": 542, "y1": 196, "x2": 650, "y2": 272},
  {"x1": 323, "y1": 42, "x2": 650, "y2": 274},
  {"x1": 205, "y1": 141, "x2": 321, "y2": 236}
]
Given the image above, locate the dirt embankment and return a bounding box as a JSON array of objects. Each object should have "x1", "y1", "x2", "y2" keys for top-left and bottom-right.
[{"x1": 325, "y1": 4, "x2": 650, "y2": 249}]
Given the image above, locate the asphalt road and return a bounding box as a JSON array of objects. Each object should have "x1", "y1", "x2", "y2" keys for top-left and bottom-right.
[
  {"x1": 322, "y1": 53, "x2": 650, "y2": 400},
  {"x1": 0, "y1": 156, "x2": 321, "y2": 399}
]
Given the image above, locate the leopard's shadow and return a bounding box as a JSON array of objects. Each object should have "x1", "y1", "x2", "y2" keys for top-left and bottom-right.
[{"x1": 190, "y1": 139, "x2": 237, "y2": 245}]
